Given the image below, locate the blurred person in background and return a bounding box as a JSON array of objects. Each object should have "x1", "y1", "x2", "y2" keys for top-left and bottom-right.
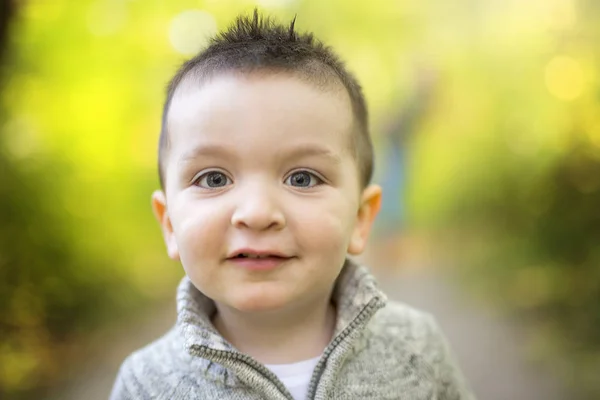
[{"x1": 371, "y1": 66, "x2": 436, "y2": 267}]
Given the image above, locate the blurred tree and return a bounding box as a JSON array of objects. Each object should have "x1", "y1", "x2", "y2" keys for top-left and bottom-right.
[
  {"x1": 404, "y1": 1, "x2": 600, "y2": 398},
  {"x1": 0, "y1": 1, "x2": 131, "y2": 397},
  {"x1": 0, "y1": 0, "x2": 15, "y2": 55}
]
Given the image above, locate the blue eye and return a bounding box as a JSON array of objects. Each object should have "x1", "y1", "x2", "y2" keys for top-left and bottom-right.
[
  {"x1": 195, "y1": 171, "x2": 232, "y2": 189},
  {"x1": 285, "y1": 171, "x2": 323, "y2": 188}
]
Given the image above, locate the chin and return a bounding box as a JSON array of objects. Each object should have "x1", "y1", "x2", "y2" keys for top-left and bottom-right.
[{"x1": 228, "y1": 287, "x2": 292, "y2": 313}]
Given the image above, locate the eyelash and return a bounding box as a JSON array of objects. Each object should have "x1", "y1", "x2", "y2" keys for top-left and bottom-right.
[
  {"x1": 284, "y1": 170, "x2": 325, "y2": 188},
  {"x1": 192, "y1": 170, "x2": 232, "y2": 189},
  {"x1": 191, "y1": 169, "x2": 325, "y2": 189}
]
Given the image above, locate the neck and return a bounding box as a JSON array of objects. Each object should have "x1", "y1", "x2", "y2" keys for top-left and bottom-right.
[{"x1": 212, "y1": 297, "x2": 336, "y2": 365}]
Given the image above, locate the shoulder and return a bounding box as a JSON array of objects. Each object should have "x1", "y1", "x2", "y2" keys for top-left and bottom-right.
[
  {"x1": 365, "y1": 301, "x2": 475, "y2": 399},
  {"x1": 363, "y1": 301, "x2": 447, "y2": 371},
  {"x1": 110, "y1": 328, "x2": 200, "y2": 399},
  {"x1": 126, "y1": 327, "x2": 184, "y2": 370},
  {"x1": 370, "y1": 300, "x2": 440, "y2": 346},
  {"x1": 369, "y1": 300, "x2": 454, "y2": 367}
]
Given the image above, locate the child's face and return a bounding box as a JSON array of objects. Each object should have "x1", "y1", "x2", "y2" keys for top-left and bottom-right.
[{"x1": 153, "y1": 72, "x2": 380, "y2": 313}]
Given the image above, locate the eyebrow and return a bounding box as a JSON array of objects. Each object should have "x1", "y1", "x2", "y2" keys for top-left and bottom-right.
[
  {"x1": 178, "y1": 143, "x2": 342, "y2": 166},
  {"x1": 179, "y1": 143, "x2": 234, "y2": 165}
]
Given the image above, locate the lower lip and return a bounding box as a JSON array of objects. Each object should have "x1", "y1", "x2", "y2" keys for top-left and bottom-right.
[{"x1": 227, "y1": 256, "x2": 292, "y2": 271}]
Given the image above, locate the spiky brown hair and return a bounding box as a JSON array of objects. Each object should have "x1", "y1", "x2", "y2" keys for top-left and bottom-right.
[{"x1": 158, "y1": 9, "x2": 373, "y2": 189}]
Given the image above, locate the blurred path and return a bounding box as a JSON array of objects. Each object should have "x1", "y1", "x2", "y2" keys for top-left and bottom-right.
[{"x1": 52, "y1": 243, "x2": 569, "y2": 400}]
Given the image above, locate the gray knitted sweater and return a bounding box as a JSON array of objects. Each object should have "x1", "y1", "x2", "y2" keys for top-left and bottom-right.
[{"x1": 110, "y1": 259, "x2": 475, "y2": 399}]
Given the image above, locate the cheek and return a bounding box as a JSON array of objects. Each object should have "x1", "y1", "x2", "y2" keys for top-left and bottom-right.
[
  {"x1": 171, "y1": 198, "x2": 229, "y2": 265},
  {"x1": 291, "y1": 195, "x2": 357, "y2": 254}
]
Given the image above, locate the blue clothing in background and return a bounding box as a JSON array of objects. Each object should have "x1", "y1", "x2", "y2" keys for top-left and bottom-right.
[{"x1": 374, "y1": 140, "x2": 405, "y2": 236}]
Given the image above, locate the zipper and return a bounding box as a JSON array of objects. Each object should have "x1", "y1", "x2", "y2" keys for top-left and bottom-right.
[
  {"x1": 188, "y1": 296, "x2": 383, "y2": 400},
  {"x1": 305, "y1": 297, "x2": 383, "y2": 400},
  {"x1": 190, "y1": 345, "x2": 294, "y2": 400}
]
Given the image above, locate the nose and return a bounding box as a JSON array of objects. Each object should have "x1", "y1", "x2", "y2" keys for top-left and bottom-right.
[{"x1": 230, "y1": 183, "x2": 286, "y2": 231}]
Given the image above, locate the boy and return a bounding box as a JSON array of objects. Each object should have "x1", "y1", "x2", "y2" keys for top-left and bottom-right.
[{"x1": 111, "y1": 10, "x2": 474, "y2": 400}]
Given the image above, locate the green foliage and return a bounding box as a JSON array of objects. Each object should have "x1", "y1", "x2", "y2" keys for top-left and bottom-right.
[
  {"x1": 403, "y1": 1, "x2": 600, "y2": 398},
  {"x1": 0, "y1": 144, "x2": 122, "y2": 395},
  {"x1": 0, "y1": 1, "x2": 179, "y2": 396},
  {"x1": 435, "y1": 138, "x2": 600, "y2": 399}
]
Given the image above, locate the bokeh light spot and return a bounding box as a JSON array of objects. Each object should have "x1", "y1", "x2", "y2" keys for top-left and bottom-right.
[
  {"x1": 545, "y1": 55, "x2": 584, "y2": 101},
  {"x1": 168, "y1": 10, "x2": 217, "y2": 55},
  {"x1": 3, "y1": 116, "x2": 39, "y2": 159}
]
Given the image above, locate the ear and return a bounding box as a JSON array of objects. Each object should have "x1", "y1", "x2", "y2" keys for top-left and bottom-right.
[
  {"x1": 151, "y1": 190, "x2": 180, "y2": 260},
  {"x1": 347, "y1": 184, "x2": 382, "y2": 255}
]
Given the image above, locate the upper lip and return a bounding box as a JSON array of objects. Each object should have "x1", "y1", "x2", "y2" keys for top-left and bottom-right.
[{"x1": 227, "y1": 248, "x2": 293, "y2": 259}]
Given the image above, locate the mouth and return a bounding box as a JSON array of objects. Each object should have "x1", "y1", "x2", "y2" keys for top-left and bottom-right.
[
  {"x1": 227, "y1": 250, "x2": 294, "y2": 271},
  {"x1": 232, "y1": 253, "x2": 288, "y2": 259},
  {"x1": 227, "y1": 248, "x2": 293, "y2": 259}
]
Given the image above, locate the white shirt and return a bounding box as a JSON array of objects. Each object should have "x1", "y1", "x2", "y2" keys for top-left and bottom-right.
[{"x1": 265, "y1": 355, "x2": 321, "y2": 400}]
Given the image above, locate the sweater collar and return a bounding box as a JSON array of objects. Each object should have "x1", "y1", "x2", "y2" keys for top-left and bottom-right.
[{"x1": 175, "y1": 257, "x2": 387, "y2": 366}]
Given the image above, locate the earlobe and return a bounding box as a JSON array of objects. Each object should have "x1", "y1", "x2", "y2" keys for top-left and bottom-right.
[
  {"x1": 347, "y1": 184, "x2": 382, "y2": 255},
  {"x1": 151, "y1": 190, "x2": 180, "y2": 260}
]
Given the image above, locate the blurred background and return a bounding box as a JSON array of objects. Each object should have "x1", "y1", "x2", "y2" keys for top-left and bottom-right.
[{"x1": 0, "y1": 0, "x2": 598, "y2": 399}]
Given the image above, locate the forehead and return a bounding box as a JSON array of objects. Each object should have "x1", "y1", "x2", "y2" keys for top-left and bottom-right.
[{"x1": 166, "y1": 72, "x2": 355, "y2": 159}]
